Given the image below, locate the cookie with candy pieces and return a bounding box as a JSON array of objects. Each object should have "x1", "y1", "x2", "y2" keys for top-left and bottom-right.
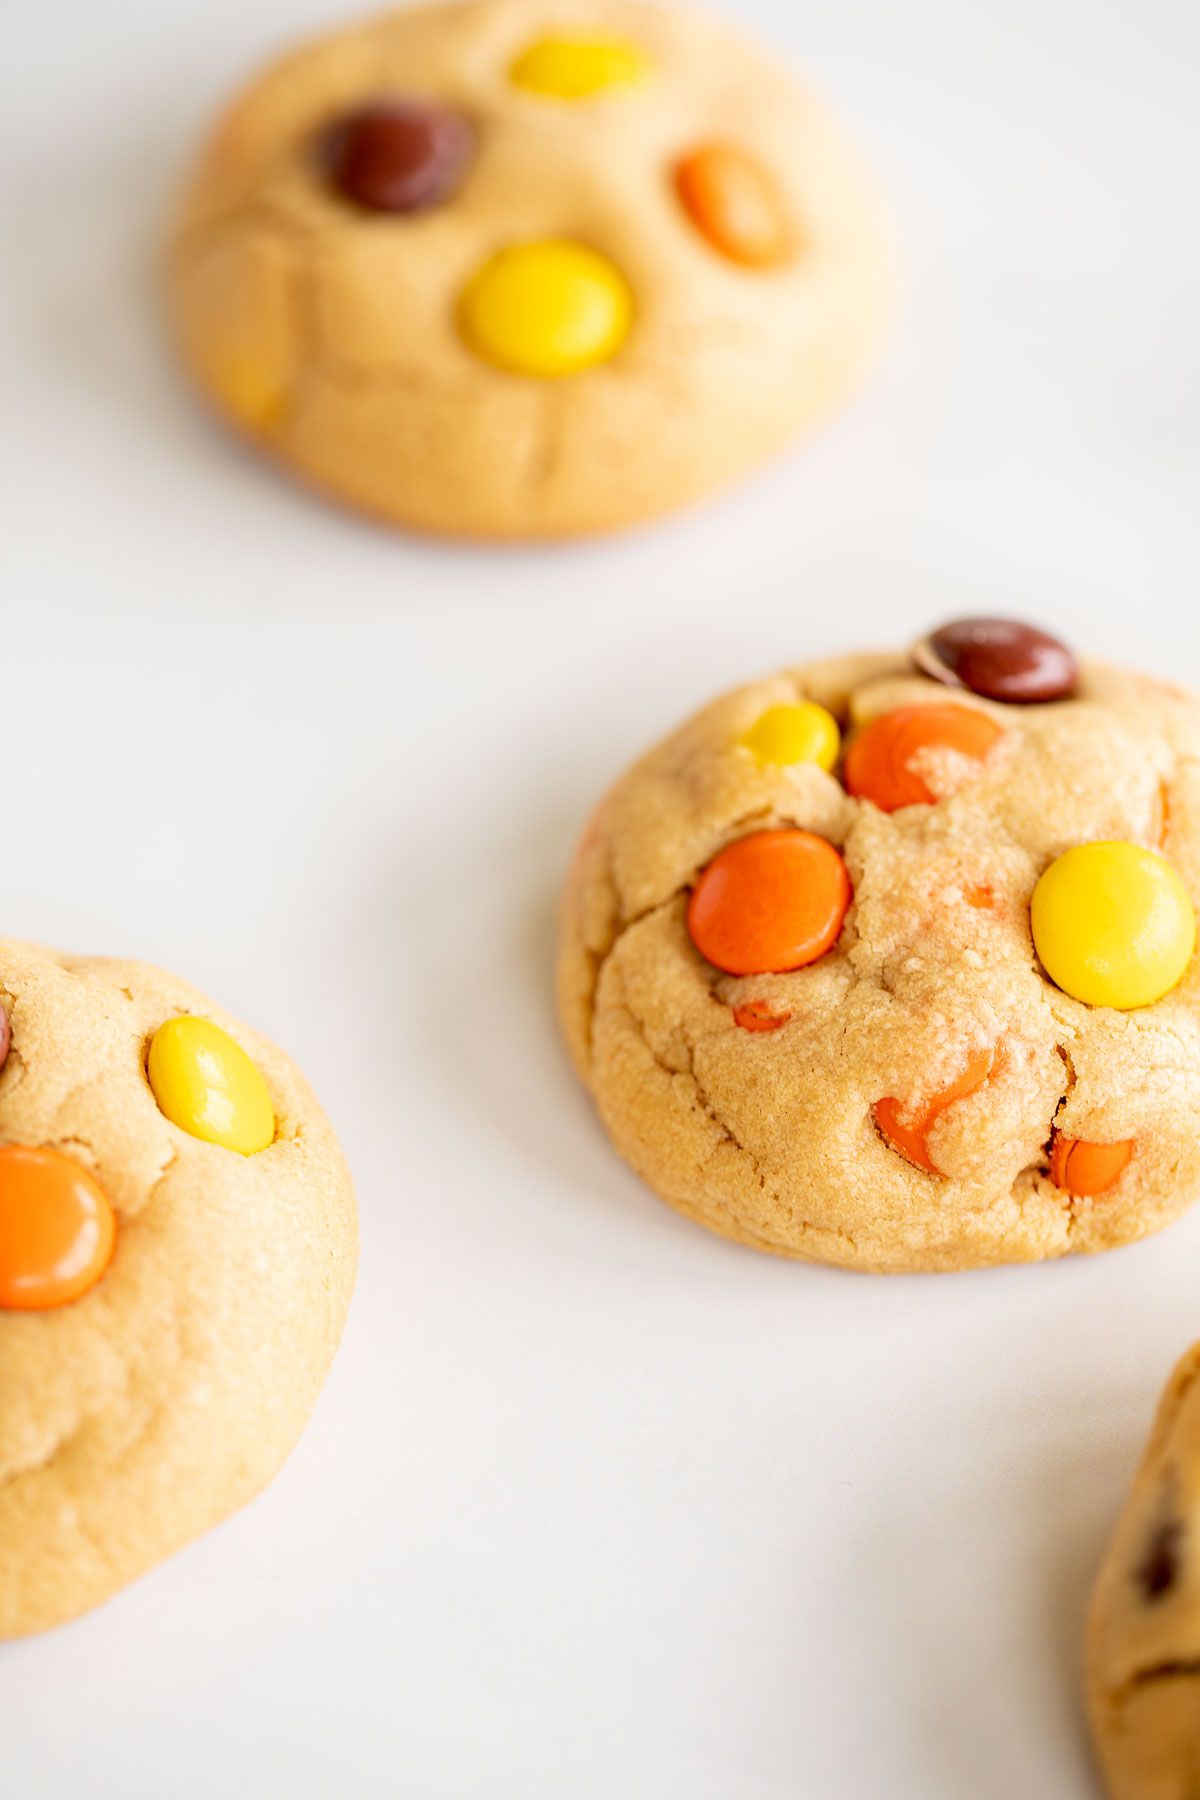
[
  {"x1": 0, "y1": 941, "x2": 356, "y2": 1637},
  {"x1": 166, "y1": 0, "x2": 890, "y2": 538},
  {"x1": 558, "y1": 618, "x2": 1200, "y2": 1271}
]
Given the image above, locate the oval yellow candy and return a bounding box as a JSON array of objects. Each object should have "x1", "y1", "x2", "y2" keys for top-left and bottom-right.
[
  {"x1": 740, "y1": 702, "x2": 840, "y2": 772},
  {"x1": 1031, "y1": 841, "x2": 1196, "y2": 1010},
  {"x1": 459, "y1": 241, "x2": 633, "y2": 377},
  {"x1": 510, "y1": 34, "x2": 647, "y2": 99},
  {"x1": 147, "y1": 1017, "x2": 275, "y2": 1155}
]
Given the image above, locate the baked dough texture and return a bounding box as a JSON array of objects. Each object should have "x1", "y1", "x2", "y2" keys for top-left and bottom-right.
[
  {"x1": 1088, "y1": 1341, "x2": 1200, "y2": 1799},
  {"x1": 0, "y1": 942, "x2": 357, "y2": 1637},
  {"x1": 165, "y1": 0, "x2": 890, "y2": 538},
  {"x1": 557, "y1": 653, "x2": 1200, "y2": 1272}
]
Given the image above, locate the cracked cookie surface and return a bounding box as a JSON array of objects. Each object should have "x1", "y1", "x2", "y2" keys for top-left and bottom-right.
[
  {"x1": 557, "y1": 648, "x2": 1200, "y2": 1272},
  {"x1": 0, "y1": 941, "x2": 357, "y2": 1637},
  {"x1": 165, "y1": 0, "x2": 889, "y2": 539},
  {"x1": 1088, "y1": 1341, "x2": 1200, "y2": 1799}
]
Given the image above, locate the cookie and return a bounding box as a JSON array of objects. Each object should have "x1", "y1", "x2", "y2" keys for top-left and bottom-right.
[
  {"x1": 165, "y1": 0, "x2": 890, "y2": 539},
  {"x1": 0, "y1": 941, "x2": 356, "y2": 1637},
  {"x1": 557, "y1": 619, "x2": 1200, "y2": 1272},
  {"x1": 1088, "y1": 1340, "x2": 1200, "y2": 1799}
]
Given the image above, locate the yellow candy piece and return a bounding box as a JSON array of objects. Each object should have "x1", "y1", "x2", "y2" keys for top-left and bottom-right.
[
  {"x1": 147, "y1": 1017, "x2": 276, "y2": 1155},
  {"x1": 741, "y1": 702, "x2": 840, "y2": 772},
  {"x1": 183, "y1": 235, "x2": 296, "y2": 433},
  {"x1": 510, "y1": 34, "x2": 648, "y2": 99},
  {"x1": 459, "y1": 241, "x2": 633, "y2": 378},
  {"x1": 1031, "y1": 841, "x2": 1196, "y2": 1010}
]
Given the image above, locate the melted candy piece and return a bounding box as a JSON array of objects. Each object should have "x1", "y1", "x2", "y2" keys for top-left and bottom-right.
[
  {"x1": 732, "y1": 1000, "x2": 792, "y2": 1032},
  {"x1": 1049, "y1": 1131, "x2": 1133, "y2": 1197},
  {"x1": 873, "y1": 1048, "x2": 994, "y2": 1175},
  {"x1": 844, "y1": 705, "x2": 1004, "y2": 813}
]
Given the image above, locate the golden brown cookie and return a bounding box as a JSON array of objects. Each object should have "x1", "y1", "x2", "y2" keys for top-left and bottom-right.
[
  {"x1": 1088, "y1": 1340, "x2": 1200, "y2": 1799},
  {"x1": 558, "y1": 619, "x2": 1200, "y2": 1272},
  {"x1": 166, "y1": 0, "x2": 890, "y2": 539},
  {"x1": 0, "y1": 941, "x2": 356, "y2": 1637}
]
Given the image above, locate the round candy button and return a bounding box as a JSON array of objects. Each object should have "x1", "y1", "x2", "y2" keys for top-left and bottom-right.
[
  {"x1": 0, "y1": 1146, "x2": 116, "y2": 1311},
  {"x1": 324, "y1": 99, "x2": 475, "y2": 213},
  {"x1": 687, "y1": 829, "x2": 851, "y2": 976},
  {"x1": 1031, "y1": 842, "x2": 1196, "y2": 1010},
  {"x1": 675, "y1": 143, "x2": 792, "y2": 268},
  {"x1": 913, "y1": 617, "x2": 1078, "y2": 705},
  {"x1": 1049, "y1": 1131, "x2": 1133, "y2": 1197},
  {"x1": 148, "y1": 1017, "x2": 275, "y2": 1156},
  {"x1": 459, "y1": 240, "x2": 633, "y2": 377},
  {"x1": 510, "y1": 35, "x2": 647, "y2": 98},
  {"x1": 844, "y1": 704, "x2": 1004, "y2": 812},
  {"x1": 740, "y1": 702, "x2": 839, "y2": 771}
]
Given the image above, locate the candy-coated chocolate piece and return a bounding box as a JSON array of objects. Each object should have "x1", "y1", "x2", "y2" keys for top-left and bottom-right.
[
  {"x1": 458, "y1": 240, "x2": 633, "y2": 377},
  {"x1": 324, "y1": 99, "x2": 475, "y2": 213},
  {"x1": 0, "y1": 1145, "x2": 116, "y2": 1311},
  {"x1": 732, "y1": 1000, "x2": 791, "y2": 1032},
  {"x1": 913, "y1": 617, "x2": 1078, "y2": 705},
  {"x1": 1032, "y1": 842, "x2": 1195, "y2": 1010},
  {"x1": 873, "y1": 1047, "x2": 994, "y2": 1175},
  {"x1": 0, "y1": 1008, "x2": 9, "y2": 1074},
  {"x1": 1049, "y1": 1131, "x2": 1133, "y2": 1197},
  {"x1": 674, "y1": 143, "x2": 792, "y2": 268},
  {"x1": 687, "y1": 829, "x2": 851, "y2": 976},
  {"x1": 148, "y1": 1017, "x2": 275, "y2": 1155},
  {"x1": 740, "y1": 701, "x2": 839, "y2": 771},
  {"x1": 510, "y1": 34, "x2": 647, "y2": 98},
  {"x1": 844, "y1": 703, "x2": 1003, "y2": 812}
]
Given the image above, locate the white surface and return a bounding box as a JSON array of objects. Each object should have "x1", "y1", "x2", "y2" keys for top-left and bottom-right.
[{"x1": 2, "y1": 0, "x2": 1199, "y2": 1793}]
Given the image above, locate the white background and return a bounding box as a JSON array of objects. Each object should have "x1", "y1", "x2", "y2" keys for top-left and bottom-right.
[{"x1": 3, "y1": 0, "x2": 1199, "y2": 1794}]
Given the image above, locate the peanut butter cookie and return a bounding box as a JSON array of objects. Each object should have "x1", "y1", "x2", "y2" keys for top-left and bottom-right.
[
  {"x1": 559, "y1": 619, "x2": 1200, "y2": 1271},
  {"x1": 0, "y1": 941, "x2": 356, "y2": 1636},
  {"x1": 166, "y1": 0, "x2": 889, "y2": 538}
]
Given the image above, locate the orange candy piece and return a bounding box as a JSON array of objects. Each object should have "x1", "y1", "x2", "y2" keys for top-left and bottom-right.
[
  {"x1": 844, "y1": 705, "x2": 1004, "y2": 813},
  {"x1": 688, "y1": 829, "x2": 851, "y2": 976},
  {"x1": 732, "y1": 999, "x2": 792, "y2": 1033},
  {"x1": 1049, "y1": 1131, "x2": 1133, "y2": 1197},
  {"x1": 674, "y1": 143, "x2": 792, "y2": 268},
  {"x1": 873, "y1": 1047, "x2": 994, "y2": 1175},
  {"x1": 0, "y1": 1144, "x2": 116, "y2": 1310}
]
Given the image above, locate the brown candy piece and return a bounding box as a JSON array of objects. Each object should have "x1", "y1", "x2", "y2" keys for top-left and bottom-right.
[
  {"x1": 324, "y1": 100, "x2": 475, "y2": 214},
  {"x1": 1137, "y1": 1514, "x2": 1184, "y2": 1601},
  {"x1": 913, "y1": 616, "x2": 1078, "y2": 705},
  {"x1": 0, "y1": 1008, "x2": 8, "y2": 1073}
]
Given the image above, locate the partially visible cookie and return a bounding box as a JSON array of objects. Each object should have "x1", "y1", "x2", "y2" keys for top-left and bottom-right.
[
  {"x1": 558, "y1": 618, "x2": 1200, "y2": 1272},
  {"x1": 1088, "y1": 1342, "x2": 1200, "y2": 1799},
  {"x1": 0, "y1": 941, "x2": 357, "y2": 1637},
  {"x1": 166, "y1": 0, "x2": 890, "y2": 538}
]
